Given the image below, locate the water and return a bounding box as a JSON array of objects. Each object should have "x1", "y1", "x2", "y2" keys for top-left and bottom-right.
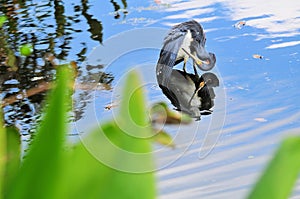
[{"x1": 1, "y1": 0, "x2": 300, "y2": 198}]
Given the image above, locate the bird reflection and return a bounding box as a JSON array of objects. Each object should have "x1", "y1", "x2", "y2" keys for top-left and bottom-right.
[{"x1": 159, "y1": 70, "x2": 219, "y2": 120}]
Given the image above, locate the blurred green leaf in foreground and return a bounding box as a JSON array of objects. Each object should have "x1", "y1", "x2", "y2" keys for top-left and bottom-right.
[
  {"x1": 1, "y1": 64, "x2": 156, "y2": 199},
  {"x1": 3, "y1": 59, "x2": 300, "y2": 199},
  {"x1": 248, "y1": 137, "x2": 300, "y2": 199}
]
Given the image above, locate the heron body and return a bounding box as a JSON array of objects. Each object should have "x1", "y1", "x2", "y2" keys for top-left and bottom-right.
[
  {"x1": 156, "y1": 20, "x2": 217, "y2": 119},
  {"x1": 156, "y1": 20, "x2": 216, "y2": 87},
  {"x1": 175, "y1": 30, "x2": 193, "y2": 68}
]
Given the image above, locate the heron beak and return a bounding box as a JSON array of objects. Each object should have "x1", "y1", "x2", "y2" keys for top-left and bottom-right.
[
  {"x1": 195, "y1": 56, "x2": 210, "y2": 66},
  {"x1": 181, "y1": 48, "x2": 209, "y2": 65}
]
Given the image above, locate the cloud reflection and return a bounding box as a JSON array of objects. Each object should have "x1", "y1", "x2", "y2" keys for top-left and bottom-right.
[
  {"x1": 161, "y1": 0, "x2": 300, "y2": 40},
  {"x1": 266, "y1": 40, "x2": 300, "y2": 49}
]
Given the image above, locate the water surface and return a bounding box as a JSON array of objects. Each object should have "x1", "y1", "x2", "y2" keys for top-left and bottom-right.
[{"x1": 1, "y1": 0, "x2": 300, "y2": 198}]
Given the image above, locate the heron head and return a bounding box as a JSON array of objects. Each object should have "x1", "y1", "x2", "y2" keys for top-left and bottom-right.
[{"x1": 190, "y1": 30, "x2": 216, "y2": 71}]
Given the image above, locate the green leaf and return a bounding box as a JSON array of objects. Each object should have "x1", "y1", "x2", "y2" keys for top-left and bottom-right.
[
  {"x1": 6, "y1": 65, "x2": 74, "y2": 199},
  {"x1": 6, "y1": 50, "x2": 18, "y2": 71},
  {"x1": 0, "y1": 113, "x2": 20, "y2": 199},
  {"x1": 55, "y1": 70, "x2": 156, "y2": 199},
  {"x1": 0, "y1": 111, "x2": 5, "y2": 199},
  {"x1": 19, "y1": 44, "x2": 33, "y2": 56},
  {"x1": 5, "y1": 69, "x2": 155, "y2": 199},
  {"x1": 117, "y1": 70, "x2": 151, "y2": 138},
  {"x1": 0, "y1": 20, "x2": 18, "y2": 71},
  {"x1": 150, "y1": 102, "x2": 192, "y2": 124},
  {"x1": 56, "y1": 122, "x2": 155, "y2": 199},
  {"x1": 0, "y1": 16, "x2": 7, "y2": 28},
  {"x1": 3, "y1": 127, "x2": 20, "y2": 194},
  {"x1": 152, "y1": 129, "x2": 175, "y2": 148},
  {"x1": 248, "y1": 137, "x2": 300, "y2": 199}
]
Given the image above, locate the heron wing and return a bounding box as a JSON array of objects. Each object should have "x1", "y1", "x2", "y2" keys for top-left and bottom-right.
[
  {"x1": 158, "y1": 30, "x2": 186, "y2": 65},
  {"x1": 156, "y1": 30, "x2": 186, "y2": 86}
]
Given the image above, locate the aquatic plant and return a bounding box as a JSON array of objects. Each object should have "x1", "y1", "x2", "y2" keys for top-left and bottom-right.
[
  {"x1": 0, "y1": 65, "x2": 156, "y2": 199},
  {"x1": 248, "y1": 137, "x2": 300, "y2": 199}
]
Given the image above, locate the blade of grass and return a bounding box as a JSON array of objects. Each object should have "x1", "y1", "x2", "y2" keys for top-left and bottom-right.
[
  {"x1": 0, "y1": 111, "x2": 5, "y2": 199},
  {"x1": 6, "y1": 65, "x2": 74, "y2": 199},
  {"x1": 248, "y1": 137, "x2": 300, "y2": 199}
]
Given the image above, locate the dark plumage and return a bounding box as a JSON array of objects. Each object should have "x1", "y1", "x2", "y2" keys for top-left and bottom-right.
[
  {"x1": 156, "y1": 20, "x2": 218, "y2": 119},
  {"x1": 159, "y1": 70, "x2": 219, "y2": 120},
  {"x1": 156, "y1": 20, "x2": 216, "y2": 87}
]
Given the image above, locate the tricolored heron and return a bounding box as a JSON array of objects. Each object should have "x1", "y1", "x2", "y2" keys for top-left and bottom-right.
[{"x1": 156, "y1": 20, "x2": 216, "y2": 87}]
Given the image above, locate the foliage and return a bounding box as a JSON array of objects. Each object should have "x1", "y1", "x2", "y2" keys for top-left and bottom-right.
[
  {"x1": 0, "y1": 66, "x2": 156, "y2": 199},
  {"x1": 0, "y1": 15, "x2": 18, "y2": 71},
  {"x1": 0, "y1": 16, "x2": 6, "y2": 27},
  {"x1": 150, "y1": 102, "x2": 192, "y2": 125},
  {"x1": 248, "y1": 137, "x2": 300, "y2": 199},
  {"x1": 1, "y1": 59, "x2": 299, "y2": 199},
  {"x1": 19, "y1": 44, "x2": 33, "y2": 56}
]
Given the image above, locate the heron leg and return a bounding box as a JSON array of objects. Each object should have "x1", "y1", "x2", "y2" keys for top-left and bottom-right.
[
  {"x1": 183, "y1": 59, "x2": 187, "y2": 73},
  {"x1": 193, "y1": 61, "x2": 199, "y2": 77}
]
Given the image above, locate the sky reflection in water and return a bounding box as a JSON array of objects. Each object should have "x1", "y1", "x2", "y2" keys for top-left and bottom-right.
[
  {"x1": 112, "y1": 1, "x2": 300, "y2": 198},
  {"x1": 70, "y1": 0, "x2": 300, "y2": 196},
  {"x1": 75, "y1": 0, "x2": 300, "y2": 198}
]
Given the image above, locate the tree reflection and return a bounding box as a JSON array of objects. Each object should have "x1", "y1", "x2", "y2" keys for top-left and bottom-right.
[
  {"x1": 0, "y1": 0, "x2": 126, "y2": 133},
  {"x1": 73, "y1": 63, "x2": 114, "y2": 121},
  {"x1": 81, "y1": 0, "x2": 103, "y2": 43},
  {"x1": 110, "y1": 0, "x2": 128, "y2": 19}
]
